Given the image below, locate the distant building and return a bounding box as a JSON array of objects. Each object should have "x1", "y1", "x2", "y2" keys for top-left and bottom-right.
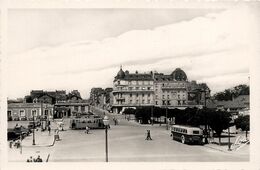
[
  {"x1": 8, "y1": 103, "x2": 54, "y2": 121},
  {"x1": 25, "y1": 90, "x2": 67, "y2": 104},
  {"x1": 54, "y1": 101, "x2": 90, "y2": 118},
  {"x1": 111, "y1": 67, "x2": 210, "y2": 113},
  {"x1": 207, "y1": 95, "x2": 249, "y2": 114}
]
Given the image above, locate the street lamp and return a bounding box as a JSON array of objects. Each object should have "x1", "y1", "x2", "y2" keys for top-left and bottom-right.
[
  {"x1": 103, "y1": 116, "x2": 109, "y2": 162},
  {"x1": 166, "y1": 103, "x2": 168, "y2": 130},
  {"x1": 32, "y1": 112, "x2": 35, "y2": 145}
]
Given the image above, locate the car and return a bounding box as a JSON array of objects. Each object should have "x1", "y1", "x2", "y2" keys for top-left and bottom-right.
[
  {"x1": 13, "y1": 126, "x2": 31, "y2": 136},
  {"x1": 8, "y1": 129, "x2": 19, "y2": 141},
  {"x1": 28, "y1": 122, "x2": 36, "y2": 130},
  {"x1": 13, "y1": 117, "x2": 20, "y2": 121},
  {"x1": 7, "y1": 126, "x2": 30, "y2": 141}
]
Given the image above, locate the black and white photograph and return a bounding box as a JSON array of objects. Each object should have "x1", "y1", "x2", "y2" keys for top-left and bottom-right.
[{"x1": 1, "y1": 1, "x2": 260, "y2": 169}]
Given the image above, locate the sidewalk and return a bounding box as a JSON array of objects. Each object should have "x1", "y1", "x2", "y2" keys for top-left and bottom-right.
[
  {"x1": 8, "y1": 121, "x2": 59, "y2": 162},
  {"x1": 203, "y1": 133, "x2": 250, "y2": 154}
]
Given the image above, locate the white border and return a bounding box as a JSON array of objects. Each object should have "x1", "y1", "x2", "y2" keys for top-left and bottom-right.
[{"x1": 1, "y1": 1, "x2": 260, "y2": 170}]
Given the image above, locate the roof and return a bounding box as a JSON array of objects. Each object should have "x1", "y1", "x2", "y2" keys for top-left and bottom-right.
[
  {"x1": 207, "y1": 95, "x2": 249, "y2": 109},
  {"x1": 8, "y1": 103, "x2": 54, "y2": 108}
]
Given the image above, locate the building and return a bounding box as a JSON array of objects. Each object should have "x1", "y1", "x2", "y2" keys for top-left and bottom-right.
[
  {"x1": 112, "y1": 67, "x2": 154, "y2": 113},
  {"x1": 154, "y1": 68, "x2": 189, "y2": 109},
  {"x1": 54, "y1": 101, "x2": 90, "y2": 118},
  {"x1": 111, "y1": 67, "x2": 210, "y2": 113},
  {"x1": 207, "y1": 95, "x2": 249, "y2": 113},
  {"x1": 8, "y1": 103, "x2": 54, "y2": 121},
  {"x1": 25, "y1": 90, "x2": 67, "y2": 104}
]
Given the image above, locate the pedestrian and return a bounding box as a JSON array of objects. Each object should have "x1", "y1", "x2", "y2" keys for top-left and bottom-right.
[
  {"x1": 48, "y1": 126, "x2": 51, "y2": 135},
  {"x1": 28, "y1": 156, "x2": 33, "y2": 162},
  {"x1": 145, "y1": 130, "x2": 152, "y2": 140},
  {"x1": 36, "y1": 155, "x2": 43, "y2": 162},
  {"x1": 85, "y1": 126, "x2": 89, "y2": 134}
]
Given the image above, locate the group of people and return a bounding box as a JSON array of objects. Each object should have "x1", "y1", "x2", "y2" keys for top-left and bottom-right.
[{"x1": 26, "y1": 155, "x2": 43, "y2": 162}]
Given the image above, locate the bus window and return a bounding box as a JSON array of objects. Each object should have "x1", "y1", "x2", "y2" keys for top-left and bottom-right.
[{"x1": 193, "y1": 130, "x2": 199, "y2": 134}]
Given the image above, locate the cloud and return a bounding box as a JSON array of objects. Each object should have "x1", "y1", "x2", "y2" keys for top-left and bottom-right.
[{"x1": 7, "y1": 5, "x2": 256, "y2": 98}]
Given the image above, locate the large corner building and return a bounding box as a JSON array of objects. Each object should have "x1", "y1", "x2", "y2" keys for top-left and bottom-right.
[{"x1": 112, "y1": 67, "x2": 210, "y2": 113}]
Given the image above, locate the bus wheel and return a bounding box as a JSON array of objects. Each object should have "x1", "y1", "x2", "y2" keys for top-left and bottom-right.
[{"x1": 181, "y1": 135, "x2": 185, "y2": 144}]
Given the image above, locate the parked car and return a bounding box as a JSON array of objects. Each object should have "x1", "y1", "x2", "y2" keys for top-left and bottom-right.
[
  {"x1": 7, "y1": 126, "x2": 30, "y2": 141},
  {"x1": 13, "y1": 117, "x2": 20, "y2": 121},
  {"x1": 20, "y1": 117, "x2": 27, "y2": 121},
  {"x1": 8, "y1": 129, "x2": 19, "y2": 141},
  {"x1": 28, "y1": 122, "x2": 36, "y2": 130}
]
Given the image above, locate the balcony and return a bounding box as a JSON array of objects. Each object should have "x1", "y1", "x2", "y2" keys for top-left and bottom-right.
[
  {"x1": 161, "y1": 86, "x2": 186, "y2": 90},
  {"x1": 113, "y1": 89, "x2": 154, "y2": 93},
  {"x1": 115, "y1": 96, "x2": 125, "y2": 100}
]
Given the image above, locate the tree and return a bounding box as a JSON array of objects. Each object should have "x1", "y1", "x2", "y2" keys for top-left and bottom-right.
[
  {"x1": 235, "y1": 115, "x2": 250, "y2": 139},
  {"x1": 208, "y1": 110, "x2": 232, "y2": 145},
  {"x1": 213, "y1": 84, "x2": 249, "y2": 101}
]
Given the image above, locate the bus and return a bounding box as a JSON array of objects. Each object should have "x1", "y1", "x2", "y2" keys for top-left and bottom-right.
[
  {"x1": 170, "y1": 125, "x2": 203, "y2": 145},
  {"x1": 69, "y1": 114, "x2": 105, "y2": 129}
]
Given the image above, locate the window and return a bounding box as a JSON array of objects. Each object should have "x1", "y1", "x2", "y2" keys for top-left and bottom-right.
[
  {"x1": 167, "y1": 100, "x2": 170, "y2": 105},
  {"x1": 142, "y1": 94, "x2": 144, "y2": 97},
  {"x1": 162, "y1": 95, "x2": 165, "y2": 99},
  {"x1": 136, "y1": 94, "x2": 139, "y2": 97},
  {"x1": 167, "y1": 95, "x2": 170, "y2": 99},
  {"x1": 148, "y1": 93, "x2": 150, "y2": 97},
  {"x1": 177, "y1": 100, "x2": 181, "y2": 105},
  {"x1": 75, "y1": 106, "x2": 79, "y2": 111},
  {"x1": 155, "y1": 95, "x2": 158, "y2": 99},
  {"x1": 136, "y1": 100, "x2": 139, "y2": 104},
  {"x1": 142, "y1": 100, "x2": 145, "y2": 104},
  {"x1": 147, "y1": 87, "x2": 151, "y2": 90},
  {"x1": 44, "y1": 109, "x2": 49, "y2": 116},
  {"x1": 130, "y1": 93, "x2": 132, "y2": 97},
  {"x1": 155, "y1": 101, "x2": 158, "y2": 105},
  {"x1": 162, "y1": 100, "x2": 166, "y2": 105},
  {"x1": 193, "y1": 130, "x2": 199, "y2": 134},
  {"x1": 129, "y1": 87, "x2": 133, "y2": 91},
  {"x1": 20, "y1": 110, "x2": 25, "y2": 117},
  {"x1": 32, "y1": 110, "x2": 37, "y2": 117},
  {"x1": 81, "y1": 106, "x2": 85, "y2": 111},
  {"x1": 129, "y1": 100, "x2": 132, "y2": 104},
  {"x1": 118, "y1": 81, "x2": 120, "y2": 85},
  {"x1": 136, "y1": 87, "x2": 139, "y2": 90}
]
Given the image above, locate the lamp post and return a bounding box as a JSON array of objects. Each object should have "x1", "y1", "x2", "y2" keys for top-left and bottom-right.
[
  {"x1": 200, "y1": 89, "x2": 208, "y2": 144},
  {"x1": 166, "y1": 103, "x2": 168, "y2": 130},
  {"x1": 32, "y1": 111, "x2": 35, "y2": 145},
  {"x1": 103, "y1": 116, "x2": 109, "y2": 162}
]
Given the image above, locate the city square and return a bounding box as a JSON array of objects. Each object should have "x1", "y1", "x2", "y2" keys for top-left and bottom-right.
[{"x1": 8, "y1": 108, "x2": 249, "y2": 162}]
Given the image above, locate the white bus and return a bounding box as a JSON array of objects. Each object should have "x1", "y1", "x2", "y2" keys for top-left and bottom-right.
[{"x1": 170, "y1": 125, "x2": 203, "y2": 145}]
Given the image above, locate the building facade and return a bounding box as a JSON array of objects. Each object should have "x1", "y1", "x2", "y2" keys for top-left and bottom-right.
[
  {"x1": 8, "y1": 103, "x2": 54, "y2": 121},
  {"x1": 112, "y1": 67, "x2": 210, "y2": 113},
  {"x1": 112, "y1": 67, "x2": 154, "y2": 113},
  {"x1": 54, "y1": 101, "x2": 90, "y2": 118}
]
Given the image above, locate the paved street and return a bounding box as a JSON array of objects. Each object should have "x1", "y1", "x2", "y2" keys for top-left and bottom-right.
[{"x1": 8, "y1": 111, "x2": 249, "y2": 162}]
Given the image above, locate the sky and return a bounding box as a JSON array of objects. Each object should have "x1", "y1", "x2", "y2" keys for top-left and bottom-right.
[{"x1": 6, "y1": 5, "x2": 257, "y2": 99}]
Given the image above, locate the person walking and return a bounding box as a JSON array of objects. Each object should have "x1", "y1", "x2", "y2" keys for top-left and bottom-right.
[
  {"x1": 48, "y1": 126, "x2": 51, "y2": 135},
  {"x1": 85, "y1": 126, "x2": 89, "y2": 134},
  {"x1": 145, "y1": 130, "x2": 152, "y2": 140}
]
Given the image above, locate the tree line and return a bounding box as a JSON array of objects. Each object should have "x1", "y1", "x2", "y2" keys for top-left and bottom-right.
[
  {"x1": 124, "y1": 107, "x2": 249, "y2": 144},
  {"x1": 213, "y1": 84, "x2": 249, "y2": 101}
]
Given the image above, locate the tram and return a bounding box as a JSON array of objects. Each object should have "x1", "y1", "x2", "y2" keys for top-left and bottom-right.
[{"x1": 69, "y1": 114, "x2": 105, "y2": 129}]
